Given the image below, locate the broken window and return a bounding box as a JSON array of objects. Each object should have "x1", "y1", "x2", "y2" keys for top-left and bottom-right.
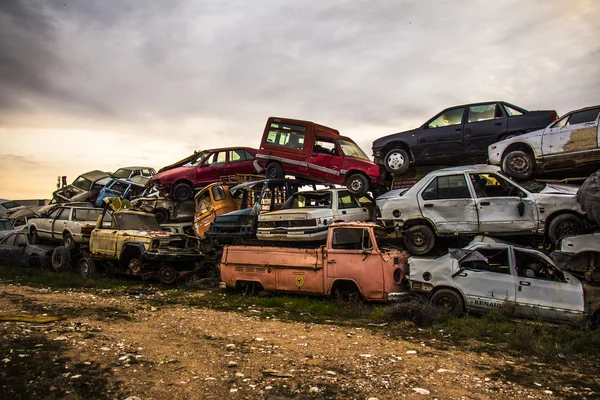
[
  {"x1": 47, "y1": 208, "x2": 61, "y2": 219},
  {"x1": 338, "y1": 191, "x2": 360, "y2": 209},
  {"x1": 460, "y1": 248, "x2": 510, "y2": 274},
  {"x1": 266, "y1": 123, "x2": 306, "y2": 151},
  {"x1": 514, "y1": 250, "x2": 565, "y2": 282},
  {"x1": 421, "y1": 175, "x2": 471, "y2": 200},
  {"x1": 56, "y1": 208, "x2": 70, "y2": 221},
  {"x1": 72, "y1": 176, "x2": 92, "y2": 190},
  {"x1": 427, "y1": 108, "x2": 465, "y2": 128},
  {"x1": 283, "y1": 192, "x2": 332, "y2": 209},
  {"x1": 211, "y1": 185, "x2": 226, "y2": 202},
  {"x1": 332, "y1": 228, "x2": 372, "y2": 250},
  {"x1": 469, "y1": 173, "x2": 524, "y2": 198},
  {"x1": 468, "y1": 104, "x2": 502, "y2": 123},
  {"x1": 204, "y1": 152, "x2": 227, "y2": 167},
  {"x1": 313, "y1": 138, "x2": 338, "y2": 156}
]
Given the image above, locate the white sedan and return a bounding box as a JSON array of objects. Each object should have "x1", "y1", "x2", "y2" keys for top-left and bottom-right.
[
  {"x1": 376, "y1": 165, "x2": 586, "y2": 254},
  {"x1": 408, "y1": 237, "x2": 600, "y2": 323}
]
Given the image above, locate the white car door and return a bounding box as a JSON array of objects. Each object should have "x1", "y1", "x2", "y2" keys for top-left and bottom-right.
[
  {"x1": 37, "y1": 208, "x2": 61, "y2": 238},
  {"x1": 469, "y1": 172, "x2": 537, "y2": 233},
  {"x1": 51, "y1": 207, "x2": 71, "y2": 240},
  {"x1": 541, "y1": 107, "x2": 600, "y2": 158},
  {"x1": 418, "y1": 173, "x2": 478, "y2": 234},
  {"x1": 453, "y1": 246, "x2": 517, "y2": 312},
  {"x1": 513, "y1": 249, "x2": 585, "y2": 321},
  {"x1": 335, "y1": 190, "x2": 369, "y2": 222}
]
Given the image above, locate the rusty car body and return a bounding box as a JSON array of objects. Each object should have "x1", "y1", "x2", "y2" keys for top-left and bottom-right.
[
  {"x1": 85, "y1": 201, "x2": 203, "y2": 283},
  {"x1": 408, "y1": 236, "x2": 600, "y2": 324},
  {"x1": 132, "y1": 193, "x2": 195, "y2": 224},
  {"x1": 220, "y1": 222, "x2": 409, "y2": 301},
  {"x1": 52, "y1": 170, "x2": 111, "y2": 204},
  {"x1": 256, "y1": 188, "x2": 372, "y2": 242},
  {"x1": 551, "y1": 233, "x2": 600, "y2": 284},
  {"x1": 0, "y1": 230, "x2": 54, "y2": 268},
  {"x1": 488, "y1": 105, "x2": 600, "y2": 180},
  {"x1": 95, "y1": 176, "x2": 149, "y2": 207},
  {"x1": 193, "y1": 183, "x2": 238, "y2": 238},
  {"x1": 376, "y1": 165, "x2": 587, "y2": 255}
]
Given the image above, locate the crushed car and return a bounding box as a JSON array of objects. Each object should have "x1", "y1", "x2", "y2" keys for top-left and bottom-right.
[
  {"x1": 376, "y1": 165, "x2": 587, "y2": 255},
  {"x1": 0, "y1": 218, "x2": 14, "y2": 239},
  {"x1": 27, "y1": 203, "x2": 102, "y2": 250},
  {"x1": 0, "y1": 199, "x2": 25, "y2": 218},
  {"x1": 256, "y1": 188, "x2": 372, "y2": 242},
  {"x1": 0, "y1": 230, "x2": 54, "y2": 268},
  {"x1": 255, "y1": 117, "x2": 381, "y2": 197},
  {"x1": 488, "y1": 105, "x2": 600, "y2": 180},
  {"x1": 52, "y1": 170, "x2": 111, "y2": 204},
  {"x1": 193, "y1": 183, "x2": 238, "y2": 238},
  {"x1": 551, "y1": 233, "x2": 600, "y2": 284},
  {"x1": 220, "y1": 222, "x2": 409, "y2": 301},
  {"x1": 372, "y1": 101, "x2": 558, "y2": 175},
  {"x1": 95, "y1": 176, "x2": 149, "y2": 206},
  {"x1": 147, "y1": 147, "x2": 258, "y2": 201},
  {"x1": 408, "y1": 236, "x2": 600, "y2": 324},
  {"x1": 131, "y1": 191, "x2": 195, "y2": 224},
  {"x1": 81, "y1": 199, "x2": 204, "y2": 284}
]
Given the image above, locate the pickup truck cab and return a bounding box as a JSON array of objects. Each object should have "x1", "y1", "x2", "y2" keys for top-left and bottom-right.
[
  {"x1": 193, "y1": 183, "x2": 238, "y2": 238},
  {"x1": 220, "y1": 222, "x2": 409, "y2": 301},
  {"x1": 255, "y1": 117, "x2": 380, "y2": 197}
]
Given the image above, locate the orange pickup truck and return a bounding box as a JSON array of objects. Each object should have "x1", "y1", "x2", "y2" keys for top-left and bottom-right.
[{"x1": 219, "y1": 222, "x2": 409, "y2": 301}]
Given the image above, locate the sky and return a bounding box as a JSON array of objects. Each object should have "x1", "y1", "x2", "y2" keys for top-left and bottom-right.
[{"x1": 1, "y1": 0, "x2": 599, "y2": 199}]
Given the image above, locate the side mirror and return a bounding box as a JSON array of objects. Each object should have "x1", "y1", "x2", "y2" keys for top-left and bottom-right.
[{"x1": 517, "y1": 201, "x2": 525, "y2": 217}]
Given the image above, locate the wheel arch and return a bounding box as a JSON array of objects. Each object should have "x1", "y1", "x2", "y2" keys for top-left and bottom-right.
[
  {"x1": 402, "y1": 218, "x2": 438, "y2": 235},
  {"x1": 544, "y1": 210, "x2": 585, "y2": 235},
  {"x1": 500, "y1": 142, "x2": 535, "y2": 162},
  {"x1": 119, "y1": 243, "x2": 145, "y2": 265},
  {"x1": 328, "y1": 278, "x2": 363, "y2": 297},
  {"x1": 428, "y1": 285, "x2": 468, "y2": 311},
  {"x1": 381, "y1": 141, "x2": 414, "y2": 160},
  {"x1": 173, "y1": 178, "x2": 194, "y2": 189}
]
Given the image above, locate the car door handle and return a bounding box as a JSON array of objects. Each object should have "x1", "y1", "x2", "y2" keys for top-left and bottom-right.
[
  {"x1": 494, "y1": 122, "x2": 502, "y2": 126},
  {"x1": 342, "y1": 211, "x2": 347, "y2": 214},
  {"x1": 423, "y1": 204, "x2": 434, "y2": 208},
  {"x1": 520, "y1": 281, "x2": 531, "y2": 286},
  {"x1": 480, "y1": 201, "x2": 490, "y2": 206},
  {"x1": 328, "y1": 260, "x2": 336, "y2": 264}
]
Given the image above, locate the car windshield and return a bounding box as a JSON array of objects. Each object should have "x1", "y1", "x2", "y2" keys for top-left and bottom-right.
[
  {"x1": 337, "y1": 140, "x2": 371, "y2": 161},
  {"x1": 72, "y1": 176, "x2": 92, "y2": 190},
  {"x1": 112, "y1": 169, "x2": 132, "y2": 179},
  {"x1": 0, "y1": 220, "x2": 13, "y2": 230},
  {"x1": 1, "y1": 201, "x2": 21, "y2": 209},
  {"x1": 282, "y1": 192, "x2": 332, "y2": 209},
  {"x1": 108, "y1": 180, "x2": 130, "y2": 194},
  {"x1": 184, "y1": 151, "x2": 210, "y2": 167},
  {"x1": 115, "y1": 213, "x2": 161, "y2": 231}
]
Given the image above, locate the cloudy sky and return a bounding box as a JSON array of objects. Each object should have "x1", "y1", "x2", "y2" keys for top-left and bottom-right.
[{"x1": 1, "y1": 0, "x2": 598, "y2": 199}]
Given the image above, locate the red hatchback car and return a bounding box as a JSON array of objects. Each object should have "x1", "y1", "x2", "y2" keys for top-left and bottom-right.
[
  {"x1": 148, "y1": 147, "x2": 259, "y2": 201},
  {"x1": 255, "y1": 117, "x2": 381, "y2": 197}
]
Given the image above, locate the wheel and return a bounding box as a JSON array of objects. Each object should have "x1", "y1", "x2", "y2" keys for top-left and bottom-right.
[
  {"x1": 63, "y1": 233, "x2": 76, "y2": 251},
  {"x1": 30, "y1": 228, "x2": 40, "y2": 244},
  {"x1": 502, "y1": 150, "x2": 534, "y2": 180},
  {"x1": 27, "y1": 255, "x2": 41, "y2": 269},
  {"x1": 51, "y1": 246, "x2": 72, "y2": 272},
  {"x1": 384, "y1": 148, "x2": 410, "y2": 175},
  {"x1": 266, "y1": 162, "x2": 284, "y2": 179},
  {"x1": 403, "y1": 225, "x2": 435, "y2": 255},
  {"x1": 547, "y1": 214, "x2": 583, "y2": 243},
  {"x1": 346, "y1": 173, "x2": 369, "y2": 197},
  {"x1": 173, "y1": 182, "x2": 193, "y2": 201},
  {"x1": 430, "y1": 289, "x2": 464, "y2": 316},
  {"x1": 128, "y1": 257, "x2": 143, "y2": 274},
  {"x1": 153, "y1": 208, "x2": 170, "y2": 224},
  {"x1": 158, "y1": 265, "x2": 178, "y2": 284},
  {"x1": 78, "y1": 257, "x2": 97, "y2": 278}
]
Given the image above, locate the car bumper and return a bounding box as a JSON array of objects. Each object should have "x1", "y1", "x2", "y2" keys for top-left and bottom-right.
[
  {"x1": 387, "y1": 292, "x2": 412, "y2": 302},
  {"x1": 256, "y1": 227, "x2": 328, "y2": 241},
  {"x1": 487, "y1": 146, "x2": 504, "y2": 165}
]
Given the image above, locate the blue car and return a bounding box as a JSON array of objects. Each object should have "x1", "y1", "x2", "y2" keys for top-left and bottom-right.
[{"x1": 95, "y1": 177, "x2": 148, "y2": 207}]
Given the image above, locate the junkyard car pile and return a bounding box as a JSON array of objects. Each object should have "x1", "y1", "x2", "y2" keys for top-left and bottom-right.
[{"x1": 1, "y1": 108, "x2": 599, "y2": 324}]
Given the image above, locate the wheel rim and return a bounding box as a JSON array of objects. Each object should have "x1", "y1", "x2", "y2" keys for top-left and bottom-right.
[
  {"x1": 435, "y1": 295, "x2": 457, "y2": 313},
  {"x1": 349, "y1": 178, "x2": 363, "y2": 192},
  {"x1": 268, "y1": 167, "x2": 279, "y2": 179},
  {"x1": 410, "y1": 230, "x2": 428, "y2": 249},
  {"x1": 129, "y1": 258, "x2": 142, "y2": 273},
  {"x1": 65, "y1": 236, "x2": 73, "y2": 248},
  {"x1": 556, "y1": 221, "x2": 578, "y2": 238},
  {"x1": 52, "y1": 252, "x2": 62, "y2": 267},
  {"x1": 176, "y1": 186, "x2": 190, "y2": 199},
  {"x1": 509, "y1": 155, "x2": 530, "y2": 174},
  {"x1": 159, "y1": 266, "x2": 177, "y2": 283},
  {"x1": 80, "y1": 261, "x2": 90, "y2": 277},
  {"x1": 387, "y1": 152, "x2": 406, "y2": 170}
]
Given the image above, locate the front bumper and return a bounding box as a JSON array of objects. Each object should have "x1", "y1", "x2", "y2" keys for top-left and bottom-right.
[{"x1": 256, "y1": 226, "x2": 328, "y2": 242}]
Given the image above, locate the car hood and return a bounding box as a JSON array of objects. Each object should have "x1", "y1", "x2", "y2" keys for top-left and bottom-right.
[
  {"x1": 538, "y1": 183, "x2": 579, "y2": 195},
  {"x1": 376, "y1": 188, "x2": 409, "y2": 201},
  {"x1": 372, "y1": 129, "x2": 419, "y2": 150},
  {"x1": 150, "y1": 166, "x2": 191, "y2": 184}
]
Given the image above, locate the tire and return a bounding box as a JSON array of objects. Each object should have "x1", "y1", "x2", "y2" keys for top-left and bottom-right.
[
  {"x1": 51, "y1": 246, "x2": 72, "y2": 272},
  {"x1": 154, "y1": 208, "x2": 170, "y2": 224},
  {"x1": 346, "y1": 173, "x2": 369, "y2": 198},
  {"x1": 547, "y1": 214, "x2": 583, "y2": 243},
  {"x1": 63, "y1": 233, "x2": 77, "y2": 251},
  {"x1": 78, "y1": 257, "x2": 97, "y2": 278},
  {"x1": 403, "y1": 225, "x2": 435, "y2": 255},
  {"x1": 430, "y1": 289, "x2": 464, "y2": 316},
  {"x1": 384, "y1": 148, "x2": 410, "y2": 175},
  {"x1": 266, "y1": 162, "x2": 284, "y2": 179},
  {"x1": 502, "y1": 150, "x2": 534, "y2": 180},
  {"x1": 173, "y1": 182, "x2": 193, "y2": 201},
  {"x1": 577, "y1": 170, "x2": 600, "y2": 225},
  {"x1": 128, "y1": 257, "x2": 143, "y2": 274},
  {"x1": 28, "y1": 255, "x2": 40, "y2": 269},
  {"x1": 158, "y1": 265, "x2": 178, "y2": 284}
]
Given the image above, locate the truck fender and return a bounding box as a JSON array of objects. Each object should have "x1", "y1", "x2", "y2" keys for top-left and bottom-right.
[
  {"x1": 119, "y1": 243, "x2": 146, "y2": 264},
  {"x1": 329, "y1": 279, "x2": 362, "y2": 299}
]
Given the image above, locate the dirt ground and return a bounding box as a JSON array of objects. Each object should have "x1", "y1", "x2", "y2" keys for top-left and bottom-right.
[{"x1": 0, "y1": 282, "x2": 597, "y2": 400}]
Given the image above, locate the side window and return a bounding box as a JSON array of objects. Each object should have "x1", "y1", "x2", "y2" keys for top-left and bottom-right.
[
  {"x1": 47, "y1": 208, "x2": 61, "y2": 219},
  {"x1": 228, "y1": 149, "x2": 247, "y2": 164},
  {"x1": 421, "y1": 175, "x2": 471, "y2": 200},
  {"x1": 566, "y1": 108, "x2": 600, "y2": 125},
  {"x1": 332, "y1": 228, "x2": 371, "y2": 250},
  {"x1": 468, "y1": 104, "x2": 502, "y2": 123},
  {"x1": 551, "y1": 115, "x2": 569, "y2": 129},
  {"x1": 211, "y1": 186, "x2": 226, "y2": 202},
  {"x1": 427, "y1": 108, "x2": 465, "y2": 128},
  {"x1": 460, "y1": 248, "x2": 511, "y2": 274},
  {"x1": 504, "y1": 104, "x2": 524, "y2": 117},
  {"x1": 243, "y1": 150, "x2": 255, "y2": 160},
  {"x1": 266, "y1": 123, "x2": 307, "y2": 150},
  {"x1": 73, "y1": 209, "x2": 101, "y2": 222},
  {"x1": 3, "y1": 234, "x2": 17, "y2": 246},
  {"x1": 313, "y1": 138, "x2": 338, "y2": 156},
  {"x1": 515, "y1": 250, "x2": 565, "y2": 282},
  {"x1": 13, "y1": 217, "x2": 27, "y2": 227},
  {"x1": 469, "y1": 173, "x2": 523, "y2": 198},
  {"x1": 56, "y1": 208, "x2": 70, "y2": 221},
  {"x1": 196, "y1": 191, "x2": 211, "y2": 211},
  {"x1": 14, "y1": 234, "x2": 26, "y2": 246},
  {"x1": 100, "y1": 212, "x2": 114, "y2": 229},
  {"x1": 204, "y1": 152, "x2": 227, "y2": 167},
  {"x1": 338, "y1": 191, "x2": 360, "y2": 209},
  {"x1": 141, "y1": 169, "x2": 153, "y2": 177}
]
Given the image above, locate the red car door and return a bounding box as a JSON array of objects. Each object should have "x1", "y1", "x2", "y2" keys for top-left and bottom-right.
[
  {"x1": 305, "y1": 138, "x2": 344, "y2": 184},
  {"x1": 226, "y1": 149, "x2": 257, "y2": 177},
  {"x1": 195, "y1": 150, "x2": 228, "y2": 187}
]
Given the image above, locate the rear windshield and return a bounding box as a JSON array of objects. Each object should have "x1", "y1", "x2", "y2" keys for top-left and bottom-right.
[
  {"x1": 72, "y1": 176, "x2": 92, "y2": 190},
  {"x1": 115, "y1": 213, "x2": 161, "y2": 231},
  {"x1": 112, "y1": 169, "x2": 131, "y2": 179},
  {"x1": 1, "y1": 201, "x2": 21, "y2": 209},
  {"x1": 282, "y1": 192, "x2": 332, "y2": 209},
  {"x1": 0, "y1": 220, "x2": 14, "y2": 230},
  {"x1": 266, "y1": 123, "x2": 307, "y2": 151}
]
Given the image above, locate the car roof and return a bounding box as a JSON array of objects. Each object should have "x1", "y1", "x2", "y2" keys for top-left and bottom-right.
[
  {"x1": 78, "y1": 170, "x2": 111, "y2": 181},
  {"x1": 269, "y1": 116, "x2": 339, "y2": 134},
  {"x1": 431, "y1": 164, "x2": 501, "y2": 174},
  {"x1": 115, "y1": 166, "x2": 155, "y2": 170},
  {"x1": 562, "y1": 104, "x2": 600, "y2": 114},
  {"x1": 440, "y1": 101, "x2": 520, "y2": 109}
]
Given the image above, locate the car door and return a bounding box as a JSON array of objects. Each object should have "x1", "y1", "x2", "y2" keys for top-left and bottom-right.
[
  {"x1": 226, "y1": 149, "x2": 257, "y2": 176},
  {"x1": 417, "y1": 107, "x2": 466, "y2": 162},
  {"x1": 417, "y1": 173, "x2": 478, "y2": 234},
  {"x1": 52, "y1": 207, "x2": 71, "y2": 240},
  {"x1": 453, "y1": 247, "x2": 517, "y2": 312},
  {"x1": 306, "y1": 138, "x2": 345, "y2": 180},
  {"x1": 463, "y1": 103, "x2": 507, "y2": 154},
  {"x1": 37, "y1": 208, "x2": 61, "y2": 238},
  {"x1": 325, "y1": 227, "x2": 385, "y2": 300},
  {"x1": 335, "y1": 190, "x2": 369, "y2": 221},
  {"x1": 0, "y1": 233, "x2": 17, "y2": 265},
  {"x1": 541, "y1": 107, "x2": 600, "y2": 159},
  {"x1": 468, "y1": 172, "x2": 537, "y2": 233},
  {"x1": 89, "y1": 212, "x2": 120, "y2": 258},
  {"x1": 196, "y1": 151, "x2": 228, "y2": 187},
  {"x1": 513, "y1": 249, "x2": 585, "y2": 321},
  {"x1": 13, "y1": 233, "x2": 28, "y2": 266}
]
